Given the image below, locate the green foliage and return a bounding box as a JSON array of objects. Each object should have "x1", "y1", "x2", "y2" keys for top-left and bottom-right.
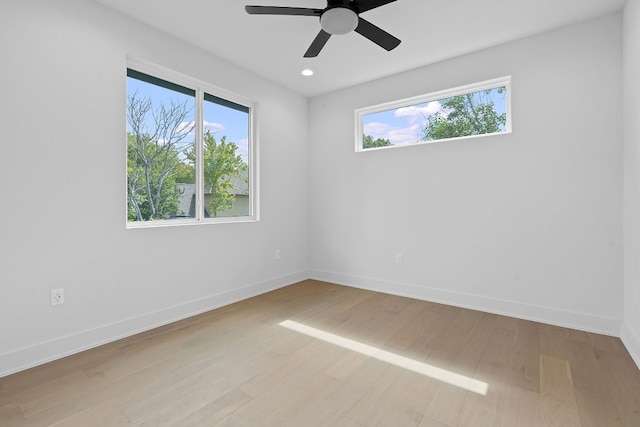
[
  {"x1": 199, "y1": 132, "x2": 246, "y2": 217},
  {"x1": 363, "y1": 134, "x2": 392, "y2": 149},
  {"x1": 174, "y1": 162, "x2": 195, "y2": 184},
  {"x1": 421, "y1": 88, "x2": 506, "y2": 141}
]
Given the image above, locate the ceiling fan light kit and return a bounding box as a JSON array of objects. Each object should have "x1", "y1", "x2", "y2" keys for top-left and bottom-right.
[
  {"x1": 321, "y1": 7, "x2": 358, "y2": 35},
  {"x1": 245, "y1": 0, "x2": 400, "y2": 57}
]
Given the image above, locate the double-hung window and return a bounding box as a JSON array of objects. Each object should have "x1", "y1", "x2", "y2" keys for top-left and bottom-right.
[
  {"x1": 126, "y1": 60, "x2": 256, "y2": 227},
  {"x1": 356, "y1": 76, "x2": 511, "y2": 151}
]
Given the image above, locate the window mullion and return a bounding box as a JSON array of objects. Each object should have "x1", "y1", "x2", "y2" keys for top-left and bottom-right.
[{"x1": 195, "y1": 89, "x2": 205, "y2": 220}]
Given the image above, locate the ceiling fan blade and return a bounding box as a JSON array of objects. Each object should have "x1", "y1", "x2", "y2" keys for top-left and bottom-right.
[
  {"x1": 355, "y1": 17, "x2": 401, "y2": 51},
  {"x1": 355, "y1": 0, "x2": 397, "y2": 13},
  {"x1": 304, "y1": 30, "x2": 331, "y2": 57},
  {"x1": 245, "y1": 6, "x2": 322, "y2": 16}
]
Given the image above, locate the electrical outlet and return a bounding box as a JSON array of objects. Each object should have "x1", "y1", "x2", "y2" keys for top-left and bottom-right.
[
  {"x1": 51, "y1": 288, "x2": 64, "y2": 306},
  {"x1": 395, "y1": 253, "x2": 403, "y2": 264},
  {"x1": 275, "y1": 249, "x2": 281, "y2": 260}
]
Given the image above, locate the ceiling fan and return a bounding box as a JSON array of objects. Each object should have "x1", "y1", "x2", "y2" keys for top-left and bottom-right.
[{"x1": 245, "y1": 0, "x2": 401, "y2": 58}]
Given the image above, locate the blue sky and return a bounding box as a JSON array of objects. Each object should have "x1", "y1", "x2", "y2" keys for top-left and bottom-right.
[
  {"x1": 127, "y1": 76, "x2": 250, "y2": 163},
  {"x1": 363, "y1": 87, "x2": 507, "y2": 146}
]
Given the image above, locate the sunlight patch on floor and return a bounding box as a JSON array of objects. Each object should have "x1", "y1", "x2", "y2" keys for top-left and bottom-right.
[{"x1": 279, "y1": 319, "x2": 488, "y2": 396}]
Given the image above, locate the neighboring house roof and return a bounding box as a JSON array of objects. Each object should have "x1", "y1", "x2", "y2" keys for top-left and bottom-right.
[
  {"x1": 176, "y1": 183, "x2": 197, "y2": 218},
  {"x1": 229, "y1": 176, "x2": 249, "y2": 196},
  {"x1": 176, "y1": 177, "x2": 248, "y2": 217}
]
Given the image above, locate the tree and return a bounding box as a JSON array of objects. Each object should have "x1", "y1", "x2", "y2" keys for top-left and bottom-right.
[
  {"x1": 421, "y1": 88, "x2": 506, "y2": 141},
  {"x1": 363, "y1": 134, "x2": 392, "y2": 149},
  {"x1": 186, "y1": 132, "x2": 247, "y2": 217},
  {"x1": 127, "y1": 91, "x2": 194, "y2": 221},
  {"x1": 174, "y1": 162, "x2": 195, "y2": 184}
]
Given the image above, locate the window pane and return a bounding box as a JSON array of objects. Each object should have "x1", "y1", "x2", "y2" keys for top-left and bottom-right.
[
  {"x1": 126, "y1": 71, "x2": 196, "y2": 222},
  {"x1": 202, "y1": 94, "x2": 250, "y2": 218},
  {"x1": 360, "y1": 82, "x2": 509, "y2": 150}
]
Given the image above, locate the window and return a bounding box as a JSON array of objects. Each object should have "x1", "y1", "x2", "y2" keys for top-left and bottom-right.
[
  {"x1": 126, "y1": 60, "x2": 256, "y2": 227},
  {"x1": 356, "y1": 76, "x2": 511, "y2": 151}
]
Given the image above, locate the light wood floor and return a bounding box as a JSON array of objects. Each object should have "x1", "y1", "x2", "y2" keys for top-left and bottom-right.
[{"x1": 2, "y1": 280, "x2": 640, "y2": 426}]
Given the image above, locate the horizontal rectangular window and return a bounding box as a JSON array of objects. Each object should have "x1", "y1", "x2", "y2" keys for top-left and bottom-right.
[
  {"x1": 126, "y1": 60, "x2": 256, "y2": 227},
  {"x1": 356, "y1": 76, "x2": 511, "y2": 151}
]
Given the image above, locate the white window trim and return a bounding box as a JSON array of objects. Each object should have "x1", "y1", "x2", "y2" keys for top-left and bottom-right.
[
  {"x1": 125, "y1": 57, "x2": 259, "y2": 228},
  {"x1": 355, "y1": 76, "x2": 512, "y2": 152}
]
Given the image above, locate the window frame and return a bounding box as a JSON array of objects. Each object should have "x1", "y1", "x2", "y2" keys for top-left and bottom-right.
[
  {"x1": 355, "y1": 76, "x2": 512, "y2": 152},
  {"x1": 125, "y1": 58, "x2": 258, "y2": 228}
]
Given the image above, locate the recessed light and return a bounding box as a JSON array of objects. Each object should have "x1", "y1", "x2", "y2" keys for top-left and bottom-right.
[{"x1": 301, "y1": 69, "x2": 314, "y2": 77}]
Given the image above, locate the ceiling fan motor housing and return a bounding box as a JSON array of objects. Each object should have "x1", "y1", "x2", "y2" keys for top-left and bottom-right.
[{"x1": 320, "y1": 7, "x2": 359, "y2": 35}]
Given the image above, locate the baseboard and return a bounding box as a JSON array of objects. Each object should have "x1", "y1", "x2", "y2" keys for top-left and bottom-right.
[
  {"x1": 621, "y1": 322, "x2": 640, "y2": 370},
  {"x1": 309, "y1": 269, "x2": 621, "y2": 336},
  {"x1": 0, "y1": 270, "x2": 309, "y2": 378}
]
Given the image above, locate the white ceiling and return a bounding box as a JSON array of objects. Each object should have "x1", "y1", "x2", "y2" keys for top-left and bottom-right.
[{"x1": 95, "y1": 0, "x2": 625, "y2": 98}]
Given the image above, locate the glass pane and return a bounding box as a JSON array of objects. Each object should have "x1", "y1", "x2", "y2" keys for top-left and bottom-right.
[
  {"x1": 126, "y1": 71, "x2": 196, "y2": 222},
  {"x1": 202, "y1": 94, "x2": 250, "y2": 218},
  {"x1": 362, "y1": 86, "x2": 507, "y2": 150}
]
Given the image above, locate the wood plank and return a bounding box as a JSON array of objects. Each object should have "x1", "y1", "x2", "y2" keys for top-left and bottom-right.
[
  {"x1": 507, "y1": 319, "x2": 541, "y2": 392},
  {"x1": 459, "y1": 327, "x2": 516, "y2": 427},
  {"x1": 239, "y1": 339, "x2": 324, "y2": 397},
  {"x1": 345, "y1": 362, "x2": 437, "y2": 426},
  {"x1": 573, "y1": 388, "x2": 622, "y2": 427},
  {"x1": 587, "y1": 334, "x2": 628, "y2": 356},
  {"x1": 595, "y1": 349, "x2": 640, "y2": 427},
  {"x1": 214, "y1": 416, "x2": 246, "y2": 427},
  {"x1": 388, "y1": 371, "x2": 442, "y2": 426},
  {"x1": 346, "y1": 364, "x2": 407, "y2": 425},
  {"x1": 297, "y1": 356, "x2": 390, "y2": 427},
  {"x1": 325, "y1": 299, "x2": 432, "y2": 380},
  {"x1": 230, "y1": 343, "x2": 344, "y2": 426},
  {"x1": 539, "y1": 354, "x2": 581, "y2": 426},
  {"x1": 499, "y1": 384, "x2": 540, "y2": 427},
  {"x1": 0, "y1": 402, "x2": 25, "y2": 427},
  {"x1": 424, "y1": 314, "x2": 496, "y2": 426},
  {"x1": 384, "y1": 304, "x2": 441, "y2": 351},
  {"x1": 331, "y1": 416, "x2": 366, "y2": 427},
  {"x1": 564, "y1": 338, "x2": 621, "y2": 427},
  {"x1": 174, "y1": 388, "x2": 252, "y2": 427},
  {"x1": 539, "y1": 324, "x2": 569, "y2": 359},
  {"x1": 417, "y1": 416, "x2": 449, "y2": 427},
  {"x1": 49, "y1": 401, "x2": 133, "y2": 427}
]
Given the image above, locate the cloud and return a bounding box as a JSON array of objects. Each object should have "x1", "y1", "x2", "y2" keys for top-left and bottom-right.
[
  {"x1": 387, "y1": 124, "x2": 423, "y2": 145},
  {"x1": 363, "y1": 121, "x2": 393, "y2": 136},
  {"x1": 204, "y1": 121, "x2": 224, "y2": 134},
  {"x1": 177, "y1": 120, "x2": 225, "y2": 136},
  {"x1": 364, "y1": 122, "x2": 423, "y2": 146},
  {"x1": 394, "y1": 101, "x2": 442, "y2": 120}
]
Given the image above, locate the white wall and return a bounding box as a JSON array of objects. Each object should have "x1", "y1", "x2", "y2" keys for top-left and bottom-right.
[
  {"x1": 309, "y1": 14, "x2": 623, "y2": 335},
  {"x1": 0, "y1": 0, "x2": 309, "y2": 376},
  {"x1": 623, "y1": 0, "x2": 640, "y2": 367}
]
